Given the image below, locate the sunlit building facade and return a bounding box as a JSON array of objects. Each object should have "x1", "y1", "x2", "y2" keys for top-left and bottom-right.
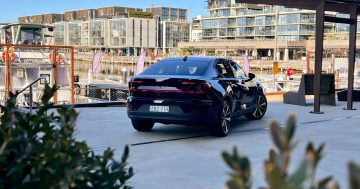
[
  {"x1": 195, "y1": 0, "x2": 360, "y2": 42},
  {"x1": 146, "y1": 7, "x2": 190, "y2": 54},
  {"x1": 53, "y1": 17, "x2": 159, "y2": 56},
  {"x1": 182, "y1": 0, "x2": 360, "y2": 60}
]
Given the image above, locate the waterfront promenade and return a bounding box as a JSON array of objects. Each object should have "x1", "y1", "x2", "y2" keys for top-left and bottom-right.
[{"x1": 74, "y1": 99, "x2": 360, "y2": 189}]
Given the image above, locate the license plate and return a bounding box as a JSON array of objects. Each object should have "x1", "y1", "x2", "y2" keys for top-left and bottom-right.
[{"x1": 149, "y1": 106, "x2": 169, "y2": 113}]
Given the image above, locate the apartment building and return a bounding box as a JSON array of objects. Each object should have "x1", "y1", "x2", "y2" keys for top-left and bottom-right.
[
  {"x1": 76, "y1": 9, "x2": 98, "y2": 21},
  {"x1": 53, "y1": 17, "x2": 159, "y2": 56},
  {"x1": 63, "y1": 9, "x2": 98, "y2": 21},
  {"x1": 18, "y1": 16, "x2": 31, "y2": 23},
  {"x1": 97, "y1": 6, "x2": 143, "y2": 18},
  {"x1": 43, "y1": 14, "x2": 64, "y2": 24},
  {"x1": 146, "y1": 7, "x2": 187, "y2": 21},
  {"x1": 18, "y1": 14, "x2": 63, "y2": 24},
  {"x1": 64, "y1": 11, "x2": 76, "y2": 21},
  {"x1": 181, "y1": 0, "x2": 360, "y2": 60},
  {"x1": 190, "y1": 16, "x2": 203, "y2": 42},
  {"x1": 160, "y1": 21, "x2": 190, "y2": 53},
  {"x1": 17, "y1": 6, "x2": 189, "y2": 55},
  {"x1": 146, "y1": 7, "x2": 190, "y2": 53}
]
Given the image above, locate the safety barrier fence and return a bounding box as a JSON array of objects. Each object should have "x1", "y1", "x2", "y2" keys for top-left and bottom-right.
[
  {"x1": 260, "y1": 77, "x2": 360, "y2": 93},
  {"x1": 74, "y1": 86, "x2": 128, "y2": 104}
]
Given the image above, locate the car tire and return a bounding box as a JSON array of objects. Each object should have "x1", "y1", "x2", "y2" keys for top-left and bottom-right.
[
  {"x1": 245, "y1": 93, "x2": 267, "y2": 120},
  {"x1": 131, "y1": 120, "x2": 154, "y2": 132},
  {"x1": 210, "y1": 100, "x2": 231, "y2": 137}
]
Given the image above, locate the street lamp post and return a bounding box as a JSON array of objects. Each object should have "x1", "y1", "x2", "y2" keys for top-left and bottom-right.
[{"x1": 273, "y1": 5, "x2": 280, "y2": 91}]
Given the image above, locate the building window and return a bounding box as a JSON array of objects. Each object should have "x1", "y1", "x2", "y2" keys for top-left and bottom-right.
[
  {"x1": 90, "y1": 21, "x2": 105, "y2": 46},
  {"x1": 202, "y1": 19, "x2": 218, "y2": 28},
  {"x1": 246, "y1": 17, "x2": 255, "y2": 25},
  {"x1": 179, "y1": 9, "x2": 186, "y2": 20},
  {"x1": 255, "y1": 16, "x2": 265, "y2": 25},
  {"x1": 162, "y1": 8, "x2": 168, "y2": 20},
  {"x1": 216, "y1": 9, "x2": 230, "y2": 17},
  {"x1": 300, "y1": 14, "x2": 315, "y2": 23},
  {"x1": 171, "y1": 9, "x2": 177, "y2": 21},
  {"x1": 110, "y1": 20, "x2": 126, "y2": 46},
  {"x1": 287, "y1": 14, "x2": 300, "y2": 24},
  {"x1": 265, "y1": 16, "x2": 275, "y2": 25}
]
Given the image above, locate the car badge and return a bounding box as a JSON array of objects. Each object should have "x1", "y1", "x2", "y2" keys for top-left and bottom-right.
[{"x1": 154, "y1": 100, "x2": 163, "y2": 104}]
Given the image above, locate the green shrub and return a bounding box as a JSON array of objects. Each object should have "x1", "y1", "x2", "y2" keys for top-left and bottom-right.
[
  {"x1": 0, "y1": 85, "x2": 134, "y2": 189},
  {"x1": 222, "y1": 113, "x2": 360, "y2": 189}
]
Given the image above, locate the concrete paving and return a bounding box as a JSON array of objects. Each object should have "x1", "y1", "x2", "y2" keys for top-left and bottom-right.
[{"x1": 74, "y1": 99, "x2": 360, "y2": 189}]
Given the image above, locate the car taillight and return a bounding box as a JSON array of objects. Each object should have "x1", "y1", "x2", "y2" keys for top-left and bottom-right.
[
  {"x1": 129, "y1": 80, "x2": 143, "y2": 91},
  {"x1": 202, "y1": 83, "x2": 212, "y2": 90},
  {"x1": 181, "y1": 81, "x2": 196, "y2": 85},
  {"x1": 127, "y1": 104, "x2": 136, "y2": 111},
  {"x1": 196, "y1": 82, "x2": 212, "y2": 94},
  {"x1": 181, "y1": 81, "x2": 211, "y2": 94}
]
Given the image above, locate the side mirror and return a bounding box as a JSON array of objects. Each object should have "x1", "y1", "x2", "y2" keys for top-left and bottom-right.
[
  {"x1": 248, "y1": 73, "x2": 255, "y2": 80},
  {"x1": 245, "y1": 73, "x2": 256, "y2": 82}
]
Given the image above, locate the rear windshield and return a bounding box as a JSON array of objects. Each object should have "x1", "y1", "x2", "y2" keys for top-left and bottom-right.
[{"x1": 141, "y1": 59, "x2": 211, "y2": 76}]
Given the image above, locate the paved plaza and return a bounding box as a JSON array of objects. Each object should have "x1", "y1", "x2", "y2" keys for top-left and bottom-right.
[{"x1": 75, "y1": 99, "x2": 360, "y2": 189}]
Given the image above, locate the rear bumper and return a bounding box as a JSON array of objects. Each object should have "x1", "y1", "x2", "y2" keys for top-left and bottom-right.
[
  {"x1": 127, "y1": 97, "x2": 219, "y2": 125},
  {"x1": 128, "y1": 112, "x2": 218, "y2": 125}
]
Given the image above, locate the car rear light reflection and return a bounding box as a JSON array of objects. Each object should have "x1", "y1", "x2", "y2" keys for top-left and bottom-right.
[
  {"x1": 191, "y1": 108, "x2": 201, "y2": 115},
  {"x1": 129, "y1": 80, "x2": 143, "y2": 90},
  {"x1": 127, "y1": 105, "x2": 136, "y2": 111},
  {"x1": 181, "y1": 81, "x2": 196, "y2": 85},
  {"x1": 130, "y1": 81, "x2": 212, "y2": 94},
  {"x1": 202, "y1": 83, "x2": 212, "y2": 90},
  {"x1": 130, "y1": 81, "x2": 143, "y2": 84},
  {"x1": 181, "y1": 81, "x2": 212, "y2": 94}
]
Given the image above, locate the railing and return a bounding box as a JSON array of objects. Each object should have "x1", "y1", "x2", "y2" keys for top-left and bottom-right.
[
  {"x1": 4, "y1": 77, "x2": 358, "y2": 107},
  {"x1": 260, "y1": 79, "x2": 300, "y2": 93},
  {"x1": 14, "y1": 77, "x2": 47, "y2": 111},
  {"x1": 74, "y1": 86, "x2": 128, "y2": 104},
  {"x1": 259, "y1": 77, "x2": 360, "y2": 93}
]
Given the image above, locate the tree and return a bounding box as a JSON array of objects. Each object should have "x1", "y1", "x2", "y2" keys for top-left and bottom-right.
[
  {"x1": 0, "y1": 85, "x2": 134, "y2": 189},
  {"x1": 222, "y1": 113, "x2": 360, "y2": 189}
]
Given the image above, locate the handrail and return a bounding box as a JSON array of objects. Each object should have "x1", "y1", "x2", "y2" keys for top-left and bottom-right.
[{"x1": 14, "y1": 77, "x2": 47, "y2": 111}]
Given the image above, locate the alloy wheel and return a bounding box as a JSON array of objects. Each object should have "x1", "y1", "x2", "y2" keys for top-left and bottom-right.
[
  {"x1": 252, "y1": 94, "x2": 267, "y2": 119},
  {"x1": 221, "y1": 101, "x2": 231, "y2": 134}
]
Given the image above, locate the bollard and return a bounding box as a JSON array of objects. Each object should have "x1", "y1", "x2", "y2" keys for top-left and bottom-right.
[
  {"x1": 335, "y1": 69, "x2": 340, "y2": 89},
  {"x1": 122, "y1": 67, "x2": 127, "y2": 85}
]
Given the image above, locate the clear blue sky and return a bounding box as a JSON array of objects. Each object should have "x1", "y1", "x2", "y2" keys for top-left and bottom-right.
[{"x1": 0, "y1": 0, "x2": 208, "y2": 23}]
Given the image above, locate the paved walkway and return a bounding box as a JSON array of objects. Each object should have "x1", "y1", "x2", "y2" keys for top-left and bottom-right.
[{"x1": 75, "y1": 99, "x2": 360, "y2": 189}]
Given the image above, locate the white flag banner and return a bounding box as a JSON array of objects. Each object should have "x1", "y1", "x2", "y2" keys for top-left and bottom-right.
[
  {"x1": 92, "y1": 51, "x2": 103, "y2": 76},
  {"x1": 242, "y1": 55, "x2": 250, "y2": 76},
  {"x1": 136, "y1": 52, "x2": 146, "y2": 75}
]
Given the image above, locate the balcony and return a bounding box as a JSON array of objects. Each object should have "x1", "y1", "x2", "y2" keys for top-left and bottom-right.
[
  {"x1": 299, "y1": 30, "x2": 315, "y2": 35},
  {"x1": 300, "y1": 19, "x2": 315, "y2": 23},
  {"x1": 246, "y1": 21, "x2": 255, "y2": 26},
  {"x1": 245, "y1": 31, "x2": 254, "y2": 36},
  {"x1": 207, "y1": 2, "x2": 232, "y2": 9}
]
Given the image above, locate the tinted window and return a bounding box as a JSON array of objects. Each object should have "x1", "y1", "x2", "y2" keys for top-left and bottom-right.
[
  {"x1": 230, "y1": 61, "x2": 246, "y2": 78},
  {"x1": 141, "y1": 59, "x2": 210, "y2": 76},
  {"x1": 214, "y1": 59, "x2": 234, "y2": 78},
  {"x1": 214, "y1": 62, "x2": 227, "y2": 77}
]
